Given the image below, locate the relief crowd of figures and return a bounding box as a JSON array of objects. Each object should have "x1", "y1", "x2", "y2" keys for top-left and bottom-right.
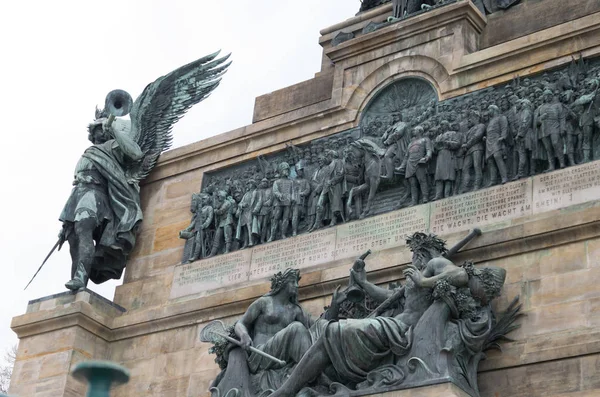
[{"x1": 181, "y1": 59, "x2": 600, "y2": 262}]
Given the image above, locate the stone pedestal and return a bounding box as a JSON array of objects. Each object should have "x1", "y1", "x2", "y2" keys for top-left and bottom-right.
[{"x1": 9, "y1": 290, "x2": 123, "y2": 397}]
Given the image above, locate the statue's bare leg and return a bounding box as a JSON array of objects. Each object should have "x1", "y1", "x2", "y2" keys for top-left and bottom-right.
[
  {"x1": 269, "y1": 338, "x2": 331, "y2": 397},
  {"x1": 65, "y1": 218, "x2": 96, "y2": 290}
]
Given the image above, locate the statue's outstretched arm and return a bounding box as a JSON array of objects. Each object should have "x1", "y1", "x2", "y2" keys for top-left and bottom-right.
[
  {"x1": 235, "y1": 298, "x2": 263, "y2": 350},
  {"x1": 108, "y1": 122, "x2": 143, "y2": 161},
  {"x1": 351, "y1": 268, "x2": 393, "y2": 303},
  {"x1": 404, "y1": 260, "x2": 468, "y2": 289}
]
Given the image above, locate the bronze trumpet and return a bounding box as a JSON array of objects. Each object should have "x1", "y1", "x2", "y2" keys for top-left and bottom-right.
[
  {"x1": 344, "y1": 249, "x2": 372, "y2": 303},
  {"x1": 104, "y1": 89, "x2": 133, "y2": 127}
]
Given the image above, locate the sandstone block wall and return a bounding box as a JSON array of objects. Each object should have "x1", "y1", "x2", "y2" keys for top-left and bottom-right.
[{"x1": 9, "y1": 1, "x2": 600, "y2": 396}]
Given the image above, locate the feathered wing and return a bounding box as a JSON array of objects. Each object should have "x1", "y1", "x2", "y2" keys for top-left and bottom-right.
[{"x1": 127, "y1": 51, "x2": 231, "y2": 183}]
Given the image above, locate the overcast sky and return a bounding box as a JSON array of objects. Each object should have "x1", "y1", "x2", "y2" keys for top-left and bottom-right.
[{"x1": 0, "y1": 0, "x2": 360, "y2": 366}]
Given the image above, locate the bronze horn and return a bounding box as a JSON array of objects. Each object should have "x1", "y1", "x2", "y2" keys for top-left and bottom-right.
[
  {"x1": 345, "y1": 249, "x2": 372, "y2": 303},
  {"x1": 345, "y1": 284, "x2": 365, "y2": 303},
  {"x1": 104, "y1": 89, "x2": 133, "y2": 127}
]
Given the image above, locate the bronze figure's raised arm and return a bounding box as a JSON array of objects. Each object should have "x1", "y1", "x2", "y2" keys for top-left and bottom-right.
[{"x1": 46, "y1": 52, "x2": 231, "y2": 291}]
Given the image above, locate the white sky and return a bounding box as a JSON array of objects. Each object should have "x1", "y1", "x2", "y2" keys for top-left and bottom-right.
[{"x1": 0, "y1": 0, "x2": 360, "y2": 363}]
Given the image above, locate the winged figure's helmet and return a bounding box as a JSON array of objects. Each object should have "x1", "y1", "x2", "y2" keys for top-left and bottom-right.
[
  {"x1": 87, "y1": 107, "x2": 110, "y2": 144},
  {"x1": 94, "y1": 106, "x2": 109, "y2": 120}
]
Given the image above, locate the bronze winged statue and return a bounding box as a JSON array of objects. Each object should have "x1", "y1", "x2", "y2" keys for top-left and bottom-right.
[{"x1": 54, "y1": 51, "x2": 230, "y2": 291}]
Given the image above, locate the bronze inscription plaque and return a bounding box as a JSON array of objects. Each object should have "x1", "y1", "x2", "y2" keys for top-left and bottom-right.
[
  {"x1": 430, "y1": 179, "x2": 533, "y2": 235},
  {"x1": 248, "y1": 228, "x2": 337, "y2": 281},
  {"x1": 335, "y1": 205, "x2": 430, "y2": 260},
  {"x1": 170, "y1": 250, "x2": 252, "y2": 299},
  {"x1": 533, "y1": 160, "x2": 600, "y2": 214}
]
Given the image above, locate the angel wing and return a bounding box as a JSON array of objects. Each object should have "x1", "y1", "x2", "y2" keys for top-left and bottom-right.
[{"x1": 127, "y1": 50, "x2": 231, "y2": 183}]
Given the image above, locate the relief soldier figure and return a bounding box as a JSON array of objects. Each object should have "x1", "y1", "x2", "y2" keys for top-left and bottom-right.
[
  {"x1": 536, "y1": 90, "x2": 566, "y2": 171},
  {"x1": 397, "y1": 126, "x2": 432, "y2": 206},
  {"x1": 433, "y1": 121, "x2": 462, "y2": 200},
  {"x1": 460, "y1": 110, "x2": 486, "y2": 192},
  {"x1": 291, "y1": 165, "x2": 311, "y2": 237},
  {"x1": 451, "y1": 119, "x2": 465, "y2": 195},
  {"x1": 269, "y1": 162, "x2": 294, "y2": 242},
  {"x1": 307, "y1": 155, "x2": 328, "y2": 231},
  {"x1": 180, "y1": 193, "x2": 214, "y2": 263},
  {"x1": 514, "y1": 99, "x2": 535, "y2": 179},
  {"x1": 560, "y1": 90, "x2": 581, "y2": 166},
  {"x1": 311, "y1": 150, "x2": 345, "y2": 231},
  {"x1": 343, "y1": 147, "x2": 364, "y2": 220},
  {"x1": 209, "y1": 190, "x2": 236, "y2": 257},
  {"x1": 485, "y1": 105, "x2": 509, "y2": 186},
  {"x1": 503, "y1": 95, "x2": 519, "y2": 178},
  {"x1": 236, "y1": 179, "x2": 260, "y2": 249},
  {"x1": 572, "y1": 78, "x2": 600, "y2": 162},
  {"x1": 257, "y1": 178, "x2": 273, "y2": 244},
  {"x1": 301, "y1": 149, "x2": 316, "y2": 183},
  {"x1": 381, "y1": 116, "x2": 408, "y2": 180}
]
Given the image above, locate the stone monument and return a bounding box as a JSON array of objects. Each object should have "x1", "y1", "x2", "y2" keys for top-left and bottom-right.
[{"x1": 9, "y1": 1, "x2": 600, "y2": 396}]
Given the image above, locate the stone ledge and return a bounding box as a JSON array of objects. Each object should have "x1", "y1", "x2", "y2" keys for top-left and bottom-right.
[
  {"x1": 27, "y1": 288, "x2": 125, "y2": 315},
  {"x1": 324, "y1": 0, "x2": 486, "y2": 63},
  {"x1": 320, "y1": 4, "x2": 393, "y2": 37},
  {"x1": 11, "y1": 300, "x2": 113, "y2": 341},
  {"x1": 456, "y1": 10, "x2": 600, "y2": 74},
  {"x1": 252, "y1": 72, "x2": 335, "y2": 123},
  {"x1": 481, "y1": 0, "x2": 600, "y2": 48}
]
